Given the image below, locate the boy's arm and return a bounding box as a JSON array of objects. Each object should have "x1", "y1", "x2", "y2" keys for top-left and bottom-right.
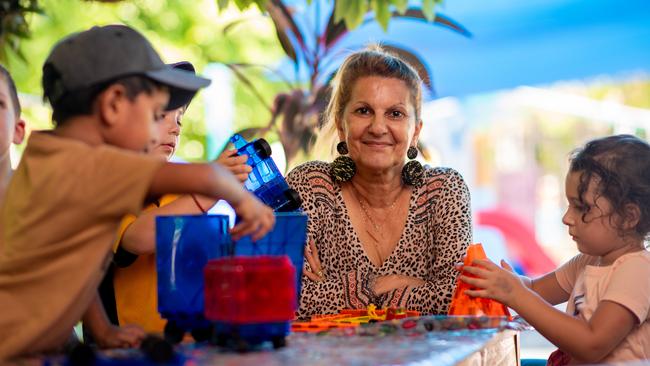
[
  {"x1": 148, "y1": 162, "x2": 274, "y2": 241},
  {"x1": 82, "y1": 294, "x2": 145, "y2": 348},
  {"x1": 461, "y1": 259, "x2": 637, "y2": 363},
  {"x1": 148, "y1": 163, "x2": 245, "y2": 204},
  {"x1": 120, "y1": 195, "x2": 216, "y2": 255},
  {"x1": 122, "y1": 150, "x2": 251, "y2": 255}
]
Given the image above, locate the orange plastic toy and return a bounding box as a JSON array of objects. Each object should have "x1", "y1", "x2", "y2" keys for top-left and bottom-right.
[
  {"x1": 292, "y1": 306, "x2": 421, "y2": 333},
  {"x1": 448, "y1": 243, "x2": 511, "y2": 319}
]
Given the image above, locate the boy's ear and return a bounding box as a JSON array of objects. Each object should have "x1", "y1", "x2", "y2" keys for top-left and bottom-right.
[
  {"x1": 13, "y1": 119, "x2": 25, "y2": 145},
  {"x1": 96, "y1": 84, "x2": 128, "y2": 127}
]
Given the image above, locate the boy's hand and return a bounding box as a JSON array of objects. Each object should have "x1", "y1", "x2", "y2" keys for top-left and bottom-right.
[
  {"x1": 230, "y1": 192, "x2": 275, "y2": 241},
  {"x1": 216, "y1": 148, "x2": 252, "y2": 183},
  {"x1": 95, "y1": 324, "x2": 146, "y2": 349},
  {"x1": 459, "y1": 259, "x2": 526, "y2": 307}
]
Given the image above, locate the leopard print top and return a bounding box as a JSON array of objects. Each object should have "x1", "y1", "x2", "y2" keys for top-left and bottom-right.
[{"x1": 286, "y1": 161, "x2": 472, "y2": 318}]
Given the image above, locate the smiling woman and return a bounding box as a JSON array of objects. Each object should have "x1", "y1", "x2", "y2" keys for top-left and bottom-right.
[{"x1": 286, "y1": 46, "x2": 472, "y2": 318}]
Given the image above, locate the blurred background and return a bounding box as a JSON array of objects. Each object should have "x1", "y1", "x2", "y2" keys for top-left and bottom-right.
[{"x1": 3, "y1": 0, "x2": 650, "y2": 359}]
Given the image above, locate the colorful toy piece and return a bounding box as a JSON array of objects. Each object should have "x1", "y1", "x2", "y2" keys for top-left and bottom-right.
[
  {"x1": 292, "y1": 306, "x2": 421, "y2": 332},
  {"x1": 204, "y1": 256, "x2": 296, "y2": 350},
  {"x1": 230, "y1": 133, "x2": 302, "y2": 212},
  {"x1": 447, "y1": 243, "x2": 511, "y2": 318}
]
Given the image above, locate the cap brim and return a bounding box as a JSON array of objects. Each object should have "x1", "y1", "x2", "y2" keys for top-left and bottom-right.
[{"x1": 146, "y1": 67, "x2": 211, "y2": 110}]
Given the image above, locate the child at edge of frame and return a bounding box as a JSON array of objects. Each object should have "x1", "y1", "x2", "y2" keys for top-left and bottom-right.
[{"x1": 461, "y1": 134, "x2": 650, "y2": 365}]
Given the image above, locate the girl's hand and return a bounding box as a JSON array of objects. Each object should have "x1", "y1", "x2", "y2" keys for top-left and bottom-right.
[
  {"x1": 229, "y1": 192, "x2": 275, "y2": 241},
  {"x1": 216, "y1": 148, "x2": 252, "y2": 183},
  {"x1": 304, "y1": 240, "x2": 326, "y2": 282},
  {"x1": 95, "y1": 324, "x2": 145, "y2": 349},
  {"x1": 459, "y1": 259, "x2": 526, "y2": 307},
  {"x1": 373, "y1": 274, "x2": 425, "y2": 295}
]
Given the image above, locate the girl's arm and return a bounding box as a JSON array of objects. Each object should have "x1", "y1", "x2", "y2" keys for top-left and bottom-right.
[
  {"x1": 462, "y1": 259, "x2": 637, "y2": 363},
  {"x1": 530, "y1": 272, "x2": 571, "y2": 305}
]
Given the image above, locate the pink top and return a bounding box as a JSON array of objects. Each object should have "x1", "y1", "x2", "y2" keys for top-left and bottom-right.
[{"x1": 555, "y1": 250, "x2": 650, "y2": 363}]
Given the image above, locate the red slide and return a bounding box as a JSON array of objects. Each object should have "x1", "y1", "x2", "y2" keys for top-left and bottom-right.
[{"x1": 477, "y1": 208, "x2": 556, "y2": 276}]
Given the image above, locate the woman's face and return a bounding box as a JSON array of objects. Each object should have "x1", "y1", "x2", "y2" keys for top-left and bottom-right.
[{"x1": 339, "y1": 76, "x2": 422, "y2": 173}]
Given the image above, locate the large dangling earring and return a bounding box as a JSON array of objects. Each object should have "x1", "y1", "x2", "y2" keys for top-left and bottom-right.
[
  {"x1": 402, "y1": 146, "x2": 424, "y2": 186},
  {"x1": 330, "y1": 141, "x2": 356, "y2": 182}
]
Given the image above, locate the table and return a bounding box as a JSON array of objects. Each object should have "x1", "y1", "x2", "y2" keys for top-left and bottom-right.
[
  {"x1": 36, "y1": 316, "x2": 521, "y2": 366},
  {"x1": 182, "y1": 316, "x2": 521, "y2": 366}
]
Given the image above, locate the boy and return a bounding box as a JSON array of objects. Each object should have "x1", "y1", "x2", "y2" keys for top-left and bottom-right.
[{"x1": 0, "y1": 24, "x2": 274, "y2": 359}]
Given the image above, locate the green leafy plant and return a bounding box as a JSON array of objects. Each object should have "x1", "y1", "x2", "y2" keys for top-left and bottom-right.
[
  {"x1": 223, "y1": 0, "x2": 470, "y2": 167},
  {"x1": 0, "y1": 0, "x2": 41, "y2": 61}
]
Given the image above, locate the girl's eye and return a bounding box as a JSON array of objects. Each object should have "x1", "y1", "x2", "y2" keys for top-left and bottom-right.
[{"x1": 571, "y1": 202, "x2": 589, "y2": 213}]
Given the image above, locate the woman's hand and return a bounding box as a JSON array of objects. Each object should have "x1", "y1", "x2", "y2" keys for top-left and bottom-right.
[
  {"x1": 304, "y1": 240, "x2": 327, "y2": 282},
  {"x1": 229, "y1": 193, "x2": 275, "y2": 241},
  {"x1": 216, "y1": 148, "x2": 252, "y2": 183},
  {"x1": 373, "y1": 274, "x2": 425, "y2": 295},
  {"x1": 459, "y1": 259, "x2": 527, "y2": 307},
  {"x1": 94, "y1": 324, "x2": 145, "y2": 349}
]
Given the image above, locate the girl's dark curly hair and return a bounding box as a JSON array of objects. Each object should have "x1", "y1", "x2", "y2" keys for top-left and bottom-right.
[{"x1": 569, "y1": 134, "x2": 650, "y2": 239}]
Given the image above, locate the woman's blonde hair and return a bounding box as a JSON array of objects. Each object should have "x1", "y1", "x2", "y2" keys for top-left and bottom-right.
[{"x1": 314, "y1": 45, "x2": 423, "y2": 159}]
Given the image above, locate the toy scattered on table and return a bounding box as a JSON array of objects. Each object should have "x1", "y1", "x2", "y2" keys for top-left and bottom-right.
[
  {"x1": 230, "y1": 133, "x2": 302, "y2": 212},
  {"x1": 205, "y1": 256, "x2": 295, "y2": 351},
  {"x1": 324, "y1": 315, "x2": 516, "y2": 338},
  {"x1": 292, "y1": 305, "x2": 420, "y2": 333},
  {"x1": 155, "y1": 212, "x2": 308, "y2": 349},
  {"x1": 448, "y1": 243, "x2": 512, "y2": 319}
]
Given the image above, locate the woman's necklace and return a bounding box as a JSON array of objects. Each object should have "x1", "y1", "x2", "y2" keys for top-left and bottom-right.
[{"x1": 350, "y1": 183, "x2": 401, "y2": 248}]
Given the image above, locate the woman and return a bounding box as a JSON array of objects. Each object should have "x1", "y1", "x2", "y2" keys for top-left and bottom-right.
[{"x1": 286, "y1": 46, "x2": 472, "y2": 317}]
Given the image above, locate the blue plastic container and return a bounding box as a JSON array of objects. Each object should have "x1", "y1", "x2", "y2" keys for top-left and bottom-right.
[
  {"x1": 156, "y1": 214, "x2": 231, "y2": 341},
  {"x1": 230, "y1": 134, "x2": 302, "y2": 212},
  {"x1": 156, "y1": 212, "x2": 308, "y2": 343}
]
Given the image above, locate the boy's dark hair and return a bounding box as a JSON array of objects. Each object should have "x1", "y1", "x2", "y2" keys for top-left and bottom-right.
[
  {"x1": 0, "y1": 64, "x2": 22, "y2": 117},
  {"x1": 569, "y1": 134, "x2": 650, "y2": 238},
  {"x1": 43, "y1": 63, "x2": 163, "y2": 125}
]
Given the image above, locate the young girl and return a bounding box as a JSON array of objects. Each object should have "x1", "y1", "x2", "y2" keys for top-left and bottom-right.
[{"x1": 462, "y1": 134, "x2": 650, "y2": 365}]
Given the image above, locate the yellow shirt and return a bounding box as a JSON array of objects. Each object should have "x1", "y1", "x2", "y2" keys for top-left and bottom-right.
[
  {"x1": 113, "y1": 194, "x2": 178, "y2": 334},
  {"x1": 0, "y1": 132, "x2": 163, "y2": 359}
]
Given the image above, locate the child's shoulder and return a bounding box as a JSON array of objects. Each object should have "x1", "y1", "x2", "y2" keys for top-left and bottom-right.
[{"x1": 613, "y1": 250, "x2": 650, "y2": 268}]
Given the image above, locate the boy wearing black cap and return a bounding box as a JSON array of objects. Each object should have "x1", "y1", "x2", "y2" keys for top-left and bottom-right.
[{"x1": 0, "y1": 25, "x2": 274, "y2": 359}]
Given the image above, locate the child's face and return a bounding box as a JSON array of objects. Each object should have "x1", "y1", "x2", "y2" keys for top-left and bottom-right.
[
  {"x1": 562, "y1": 171, "x2": 627, "y2": 257},
  {"x1": 0, "y1": 77, "x2": 25, "y2": 156},
  {"x1": 150, "y1": 107, "x2": 183, "y2": 161},
  {"x1": 106, "y1": 88, "x2": 169, "y2": 153}
]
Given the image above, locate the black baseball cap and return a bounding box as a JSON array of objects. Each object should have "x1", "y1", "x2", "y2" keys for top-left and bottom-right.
[
  {"x1": 168, "y1": 61, "x2": 198, "y2": 109},
  {"x1": 43, "y1": 24, "x2": 211, "y2": 110}
]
